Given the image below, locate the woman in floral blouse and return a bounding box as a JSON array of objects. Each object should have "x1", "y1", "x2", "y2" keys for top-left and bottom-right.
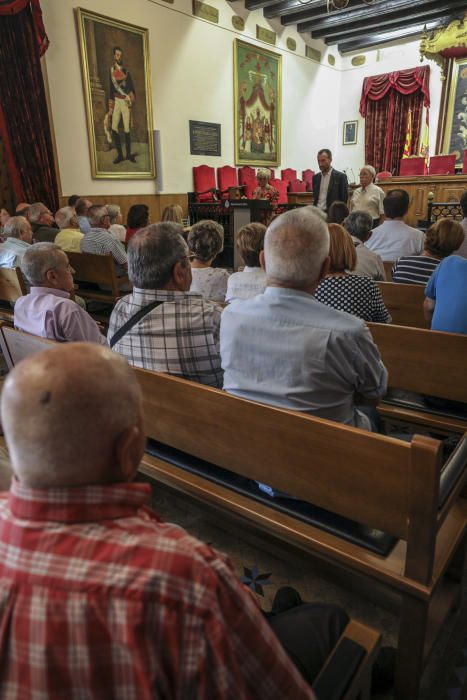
[{"x1": 252, "y1": 168, "x2": 279, "y2": 205}]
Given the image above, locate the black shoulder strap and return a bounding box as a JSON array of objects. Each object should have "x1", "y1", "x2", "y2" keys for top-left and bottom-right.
[{"x1": 109, "y1": 300, "x2": 164, "y2": 349}]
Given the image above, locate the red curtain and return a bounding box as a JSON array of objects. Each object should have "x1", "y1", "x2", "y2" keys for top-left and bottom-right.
[
  {"x1": 0, "y1": 0, "x2": 57, "y2": 209},
  {"x1": 360, "y1": 66, "x2": 430, "y2": 175}
]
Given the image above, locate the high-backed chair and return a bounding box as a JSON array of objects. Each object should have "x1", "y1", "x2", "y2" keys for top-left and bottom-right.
[
  {"x1": 302, "y1": 169, "x2": 314, "y2": 191},
  {"x1": 217, "y1": 165, "x2": 238, "y2": 199},
  {"x1": 463, "y1": 150, "x2": 467, "y2": 174},
  {"x1": 428, "y1": 154, "x2": 456, "y2": 176},
  {"x1": 281, "y1": 168, "x2": 296, "y2": 185},
  {"x1": 193, "y1": 165, "x2": 217, "y2": 202},
  {"x1": 399, "y1": 157, "x2": 426, "y2": 177},
  {"x1": 289, "y1": 178, "x2": 307, "y2": 193},
  {"x1": 270, "y1": 178, "x2": 288, "y2": 204},
  {"x1": 238, "y1": 166, "x2": 258, "y2": 199}
]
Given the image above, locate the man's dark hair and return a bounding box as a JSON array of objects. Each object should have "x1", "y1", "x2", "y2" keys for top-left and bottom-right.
[
  {"x1": 327, "y1": 201, "x2": 349, "y2": 225},
  {"x1": 127, "y1": 204, "x2": 150, "y2": 229},
  {"x1": 318, "y1": 148, "x2": 332, "y2": 159},
  {"x1": 75, "y1": 198, "x2": 89, "y2": 216},
  {"x1": 383, "y1": 189, "x2": 410, "y2": 219},
  {"x1": 68, "y1": 195, "x2": 80, "y2": 207},
  {"x1": 460, "y1": 191, "x2": 467, "y2": 218},
  {"x1": 113, "y1": 46, "x2": 123, "y2": 55}
]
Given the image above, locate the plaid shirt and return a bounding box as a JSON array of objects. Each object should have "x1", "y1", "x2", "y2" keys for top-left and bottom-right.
[
  {"x1": 81, "y1": 227, "x2": 128, "y2": 275},
  {"x1": 108, "y1": 288, "x2": 223, "y2": 388},
  {"x1": 0, "y1": 480, "x2": 314, "y2": 699}
]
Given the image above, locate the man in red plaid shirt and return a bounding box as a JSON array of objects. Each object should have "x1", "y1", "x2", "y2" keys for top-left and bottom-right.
[{"x1": 0, "y1": 343, "x2": 322, "y2": 699}]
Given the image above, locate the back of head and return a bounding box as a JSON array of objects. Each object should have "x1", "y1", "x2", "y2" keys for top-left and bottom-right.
[
  {"x1": 461, "y1": 191, "x2": 467, "y2": 218},
  {"x1": 237, "y1": 222, "x2": 266, "y2": 267},
  {"x1": 21, "y1": 242, "x2": 64, "y2": 286},
  {"x1": 188, "y1": 220, "x2": 224, "y2": 263},
  {"x1": 161, "y1": 204, "x2": 183, "y2": 225},
  {"x1": 1, "y1": 343, "x2": 143, "y2": 488},
  {"x1": 127, "y1": 204, "x2": 149, "y2": 229},
  {"x1": 344, "y1": 210, "x2": 373, "y2": 242},
  {"x1": 264, "y1": 207, "x2": 329, "y2": 286},
  {"x1": 383, "y1": 189, "x2": 409, "y2": 219},
  {"x1": 327, "y1": 201, "x2": 349, "y2": 225},
  {"x1": 68, "y1": 195, "x2": 80, "y2": 207},
  {"x1": 75, "y1": 198, "x2": 89, "y2": 217},
  {"x1": 55, "y1": 206, "x2": 76, "y2": 230},
  {"x1": 3, "y1": 215, "x2": 29, "y2": 239},
  {"x1": 107, "y1": 204, "x2": 122, "y2": 225},
  {"x1": 87, "y1": 204, "x2": 107, "y2": 228},
  {"x1": 28, "y1": 202, "x2": 47, "y2": 225},
  {"x1": 425, "y1": 218, "x2": 465, "y2": 258},
  {"x1": 128, "y1": 222, "x2": 188, "y2": 288},
  {"x1": 328, "y1": 224, "x2": 357, "y2": 272}
]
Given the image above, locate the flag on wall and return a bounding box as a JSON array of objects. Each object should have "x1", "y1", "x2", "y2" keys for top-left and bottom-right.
[
  {"x1": 402, "y1": 109, "x2": 412, "y2": 158},
  {"x1": 419, "y1": 107, "x2": 429, "y2": 164}
]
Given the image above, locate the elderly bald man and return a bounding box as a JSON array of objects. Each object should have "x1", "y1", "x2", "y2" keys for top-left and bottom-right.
[
  {"x1": 0, "y1": 343, "x2": 316, "y2": 699},
  {"x1": 350, "y1": 165, "x2": 385, "y2": 228}
]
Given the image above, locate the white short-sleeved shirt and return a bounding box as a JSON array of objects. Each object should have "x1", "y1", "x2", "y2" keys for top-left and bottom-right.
[
  {"x1": 365, "y1": 220, "x2": 424, "y2": 261},
  {"x1": 226, "y1": 267, "x2": 267, "y2": 303},
  {"x1": 190, "y1": 266, "x2": 230, "y2": 302},
  {"x1": 351, "y1": 183, "x2": 385, "y2": 220}
]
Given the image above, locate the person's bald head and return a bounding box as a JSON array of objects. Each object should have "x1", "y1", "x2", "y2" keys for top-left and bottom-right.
[{"x1": 1, "y1": 344, "x2": 145, "y2": 488}]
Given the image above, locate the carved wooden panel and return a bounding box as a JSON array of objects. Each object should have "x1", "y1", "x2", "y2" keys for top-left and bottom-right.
[{"x1": 379, "y1": 175, "x2": 467, "y2": 225}]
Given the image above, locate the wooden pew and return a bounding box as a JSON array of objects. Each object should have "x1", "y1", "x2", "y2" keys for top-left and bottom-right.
[
  {"x1": 377, "y1": 281, "x2": 429, "y2": 329},
  {"x1": 368, "y1": 323, "x2": 467, "y2": 435},
  {"x1": 0, "y1": 324, "x2": 55, "y2": 369},
  {"x1": 383, "y1": 261, "x2": 394, "y2": 282},
  {"x1": 136, "y1": 367, "x2": 467, "y2": 700},
  {"x1": 0, "y1": 268, "x2": 26, "y2": 323},
  {"x1": 67, "y1": 252, "x2": 130, "y2": 305}
]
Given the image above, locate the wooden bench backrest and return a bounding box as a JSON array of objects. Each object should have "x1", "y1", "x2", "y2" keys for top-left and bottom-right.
[
  {"x1": 383, "y1": 261, "x2": 394, "y2": 281},
  {"x1": 136, "y1": 368, "x2": 442, "y2": 548},
  {"x1": 0, "y1": 324, "x2": 56, "y2": 369},
  {"x1": 0, "y1": 268, "x2": 26, "y2": 303},
  {"x1": 67, "y1": 252, "x2": 119, "y2": 295},
  {"x1": 368, "y1": 323, "x2": 467, "y2": 403},
  {"x1": 377, "y1": 281, "x2": 429, "y2": 329}
]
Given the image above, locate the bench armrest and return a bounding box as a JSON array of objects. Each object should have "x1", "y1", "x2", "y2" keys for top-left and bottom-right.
[{"x1": 312, "y1": 620, "x2": 381, "y2": 700}]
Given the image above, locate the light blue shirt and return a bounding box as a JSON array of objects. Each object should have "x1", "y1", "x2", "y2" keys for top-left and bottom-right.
[
  {"x1": 78, "y1": 216, "x2": 91, "y2": 234},
  {"x1": 220, "y1": 287, "x2": 387, "y2": 428},
  {"x1": 0, "y1": 238, "x2": 31, "y2": 269},
  {"x1": 425, "y1": 256, "x2": 467, "y2": 334}
]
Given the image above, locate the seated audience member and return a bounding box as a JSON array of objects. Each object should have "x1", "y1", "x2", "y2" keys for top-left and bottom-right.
[
  {"x1": 81, "y1": 204, "x2": 128, "y2": 276},
  {"x1": 28, "y1": 202, "x2": 58, "y2": 243},
  {"x1": 424, "y1": 255, "x2": 467, "y2": 334},
  {"x1": 366, "y1": 189, "x2": 424, "y2": 261},
  {"x1": 161, "y1": 203, "x2": 184, "y2": 224},
  {"x1": 107, "y1": 204, "x2": 126, "y2": 243},
  {"x1": 67, "y1": 194, "x2": 80, "y2": 207},
  {"x1": 54, "y1": 206, "x2": 84, "y2": 253},
  {"x1": 252, "y1": 168, "x2": 279, "y2": 204},
  {"x1": 350, "y1": 166, "x2": 385, "y2": 227},
  {"x1": 0, "y1": 207, "x2": 10, "y2": 235},
  {"x1": 344, "y1": 211, "x2": 386, "y2": 280},
  {"x1": 0, "y1": 216, "x2": 32, "y2": 268},
  {"x1": 75, "y1": 197, "x2": 93, "y2": 234},
  {"x1": 228, "y1": 185, "x2": 247, "y2": 200},
  {"x1": 315, "y1": 224, "x2": 391, "y2": 323},
  {"x1": 454, "y1": 190, "x2": 467, "y2": 257},
  {"x1": 327, "y1": 201, "x2": 349, "y2": 225},
  {"x1": 221, "y1": 207, "x2": 387, "y2": 431},
  {"x1": 226, "y1": 223, "x2": 267, "y2": 302},
  {"x1": 109, "y1": 223, "x2": 223, "y2": 388},
  {"x1": 0, "y1": 342, "x2": 337, "y2": 698},
  {"x1": 15, "y1": 243, "x2": 106, "y2": 344},
  {"x1": 188, "y1": 220, "x2": 230, "y2": 302},
  {"x1": 15, "y1": 202, "x2": 30, "y2": 217},
  {"x1": 126, "y1": 203, "x2": 150, "y2": 244},
  {"x1": 392, "y1": 218, "x2": 465, "y2": 285}
]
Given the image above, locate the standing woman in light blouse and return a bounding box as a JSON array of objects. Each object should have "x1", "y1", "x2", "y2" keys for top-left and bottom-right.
[{"x1": 350, "y1": 165, "x2": 385, "y2": 229}]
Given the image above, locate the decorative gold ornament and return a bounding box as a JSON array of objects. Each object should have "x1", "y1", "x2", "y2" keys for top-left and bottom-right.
[{"x1": 420, "y1": 13, "x2": 467, "y2": 80}]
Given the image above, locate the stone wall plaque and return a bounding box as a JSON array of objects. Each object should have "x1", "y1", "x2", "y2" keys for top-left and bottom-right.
[
  {"x1": 305, "y1": 45, "x2": 321, "y2": 62},
  {"x1": 256, "y1": 25, "x2": 276, "y2": 45},
  {"x1": 189, "y1": 120, "x2": 221, "y2": 156},
  {"x1": 351, "y1": 55, "x2": 366, "y2": 66},
  {"x1": 192, "y1": 0, "x2": 219, "y2": 23},
  {"x1": 232, "y1": 16, "x2": 245, "y2": 31},
  {"x1": 286, "y1": 37, "x2": 296, "y2": 51}
]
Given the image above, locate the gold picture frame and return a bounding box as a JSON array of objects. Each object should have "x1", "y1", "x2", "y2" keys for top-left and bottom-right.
[
  {"x1": 233, "y1": 39, "x2": 282, "y2": 167},
  {"x1": 439, "y1": 57, "x2": 467, "y2": 168},
  {"x1": 76, "y1": 8, "x2": 156, "y2": 179}
]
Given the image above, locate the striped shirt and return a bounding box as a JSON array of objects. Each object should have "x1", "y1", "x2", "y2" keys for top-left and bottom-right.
[
  {"x1": 109, "y1": 287, "x2": 223, "y2": 387},
  {"x1": 392, "y1": 255, "x2": 440, "y2": 285},
  {"x1": 0, "y1": 480, "x2": 314, "y2": 699},
  {"x1": 81, "y1": 226, "x2": 127, "y2": 276}
]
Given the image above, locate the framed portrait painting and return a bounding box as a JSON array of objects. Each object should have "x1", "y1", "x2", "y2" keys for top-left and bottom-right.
[
  {"x1": 343, "y1": 120, "x2": 358, "y2": 145},
  {"x1": 439, "y1": 57, "x2": 467, "y2": 168},
  {"x1": 76, "y1": 8, "x2": 156, "y2": 179},
  {"x1": 234, "y1": 39, "x2": 282, "y2": 167}
]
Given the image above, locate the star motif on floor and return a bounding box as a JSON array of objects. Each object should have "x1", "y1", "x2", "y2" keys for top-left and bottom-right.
[{"x1": 240, "y1": 564, "x2": 273, "y2": 596}]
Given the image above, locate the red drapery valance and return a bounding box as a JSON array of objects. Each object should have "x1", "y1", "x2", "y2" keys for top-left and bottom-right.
[
  {"x1": 0, "y1": 0, "x2": 48, "y2": 54},
  {"x1": 359, "y1": 66, "x2": 430, "y2": 117}
]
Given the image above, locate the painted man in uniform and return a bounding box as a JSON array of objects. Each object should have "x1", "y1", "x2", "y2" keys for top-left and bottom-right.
[{"x1": 109, "y1": 46, "x2": 136, "y2": 165}]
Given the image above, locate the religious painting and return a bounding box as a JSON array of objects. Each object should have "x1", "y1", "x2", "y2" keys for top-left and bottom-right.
[
  {"x1": 76, "y1": 9, "x2": 156, "y2": 179},
  {"x1": 440, "y1": 57, "x2": 467, "y2": 168},
  {"x1": 234, "y1": 39, "x2": 282, "y2": 166},
  {"x1": 343, "y1": 121, "x2": 358, "y2": 146}
]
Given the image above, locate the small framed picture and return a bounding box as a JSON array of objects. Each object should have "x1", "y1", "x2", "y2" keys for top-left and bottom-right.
[{"x1": 343, "y1": 120, "x2": 358, "y2": 146}]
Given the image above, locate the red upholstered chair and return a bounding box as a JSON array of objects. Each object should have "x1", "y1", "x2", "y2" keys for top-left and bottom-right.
[
  {"x1": 281, "y1": 168, "x2": 297, "y2": 185},
  {"x1": 302, "y1": 169, "x2": 315, "y2": 191},
  {"x1": 269, "y1": 168, "x2": 276, "y2": 179},
  {"x1": 217, "y1": 165, "x2": 238, "y2": 198},
  {"x1": 399, "y1": 157, "x2": 426, "y2": 176},
  {"x1": 271, "y1": 178, "x2": 288, "y2": 204},
  {"x1": 193, "y1": 165, "x2": 217, "y2": 202},
  {"x1": 428, "y1": 154, "x2": 456, "y2": 175},
  {"x1": 289, "y1": 178, "x2": 307, "y2": 193},
  {"x1": 376, "y1": 171, "x2": 393, "y2": 181},
  {"x1": 238, "y1": 166, "x2": 258, "y2": 199},
  {"x1": 463, "y1": 150, "x2": 467, "y2": 174}
]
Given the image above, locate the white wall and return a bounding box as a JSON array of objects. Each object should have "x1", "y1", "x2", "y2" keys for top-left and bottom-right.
[{"x1": 41, "y1": 0, "x2": 340, "y2": 195}]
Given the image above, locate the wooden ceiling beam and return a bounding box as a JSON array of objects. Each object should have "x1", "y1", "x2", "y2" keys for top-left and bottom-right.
[
  {"x1": 280, "y1": 0, "x2": 362, "y2": 26},
  {"x1": 264, "y1": 0, "x2": 326, "y2": 20},
  {"x1": 336, "y1": 19, "x2": 444, "y2": 53},
  {"x1": 244, "y1": 0, "x2": 279, "y2": 11}
]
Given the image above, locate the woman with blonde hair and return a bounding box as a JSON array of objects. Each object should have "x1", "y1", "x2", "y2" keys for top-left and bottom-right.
[
  {"x1": 226, "y1": 222, "x2": 267, "y2": 302},
  {"x1": 161, "y1": 204, "x2": 184, "y2": 225},
  {"x1": 188, "y1": 219, "x2": 230, "y2": 301},
  {"x1": 252, "y1": 168, "x2": 279, "y2": 205},
  {"x1": 315, "y1": 223, "x2": 391, "y2": 323}
]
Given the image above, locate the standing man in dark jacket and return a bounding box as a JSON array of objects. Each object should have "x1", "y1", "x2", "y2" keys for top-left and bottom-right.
[{"x1": 312, "y1": 149, "x2": 348, "y2": 214}]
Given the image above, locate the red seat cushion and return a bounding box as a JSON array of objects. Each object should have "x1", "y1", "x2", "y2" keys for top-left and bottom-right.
[
  {"x1": 281, "y1": 168, "x2": 297, "y2": 184},
  {"x1": 399, "y1": 157, "x2": 426, "y2": 176},
  {"x1": 428, "y1": 154, "x2": 456, "y2": 175},
  {"x1": 270, "y1": 178, "x2": 288, "y2": 204},
  {"x1": 289, "y1": 179, "x2": 307, "y2": 193}
]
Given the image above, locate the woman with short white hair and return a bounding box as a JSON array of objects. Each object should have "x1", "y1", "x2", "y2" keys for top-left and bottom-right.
[
  {"x1": 252, "y1": 168, "x2": 279, "y2": 205},
  {"x1": 107, "y1": 204, "x2": 126, "y2": 243},
  {"x1": 350, "y1": 165, "x2": 385, "y2": 228}
]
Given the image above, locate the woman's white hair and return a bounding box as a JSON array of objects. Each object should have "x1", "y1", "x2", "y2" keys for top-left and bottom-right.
[
  {"x1": 360, "y1": 164, "x2": 376, "y2": 180},
  {"x1": 257, "y1": 168, "x2": 271, "y2": 180},
  {"x1": 264, "y1": 206, "x2": 329, "y2": 286}
]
